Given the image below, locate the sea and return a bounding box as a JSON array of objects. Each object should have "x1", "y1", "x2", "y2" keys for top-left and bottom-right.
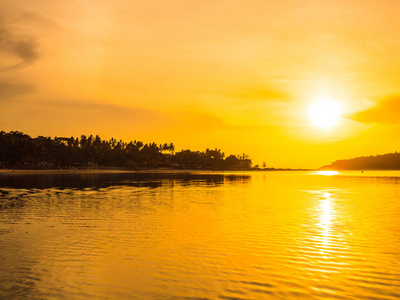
[{"x1": 0, "y1": 170, "x2": 399, "y2": 299}]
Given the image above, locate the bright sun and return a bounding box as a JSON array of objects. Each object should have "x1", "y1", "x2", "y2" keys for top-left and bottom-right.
[{"x1": 308, "y1": 98, "x2": 342, "y2": 129}]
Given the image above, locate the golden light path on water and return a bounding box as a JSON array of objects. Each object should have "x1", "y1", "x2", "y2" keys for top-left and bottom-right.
[{"x1": 319, "y1": 192, "x2": 333, "y2": 253}]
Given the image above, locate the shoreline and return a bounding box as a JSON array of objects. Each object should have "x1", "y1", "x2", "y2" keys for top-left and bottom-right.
[
  {"x1": 0, "y1": 168, "x2": 314, "y2": 175},
  {"x1": 0, "y1": 169, "x2": 250, "y2": 175}
]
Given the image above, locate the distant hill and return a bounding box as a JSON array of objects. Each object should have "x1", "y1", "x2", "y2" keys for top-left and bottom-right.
[{"x1": 320, "y1": 152, "x2": 400, "y2": 170}]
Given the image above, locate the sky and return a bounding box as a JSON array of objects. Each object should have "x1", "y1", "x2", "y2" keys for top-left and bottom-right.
[{"x1": 1, "y1": 0, "x2": 400, "y2": 168}]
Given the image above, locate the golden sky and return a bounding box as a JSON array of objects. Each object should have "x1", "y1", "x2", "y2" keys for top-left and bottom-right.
[{"x1": 1, "y1": 0, "x2": 400, "y2": 168}]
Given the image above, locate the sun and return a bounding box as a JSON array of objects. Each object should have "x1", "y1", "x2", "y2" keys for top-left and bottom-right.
[{"x1": 308, "y1": 97, "x2": 342, "y2": 129}]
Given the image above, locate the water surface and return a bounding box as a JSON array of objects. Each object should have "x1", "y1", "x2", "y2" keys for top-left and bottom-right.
[{"x1": 1, "y1": 171, "x2": 400, "y2": 299}]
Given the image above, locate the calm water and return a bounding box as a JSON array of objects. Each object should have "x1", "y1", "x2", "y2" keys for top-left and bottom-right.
[{"x1": 1, "y1": 171, "x2": 400, "y2": 299}]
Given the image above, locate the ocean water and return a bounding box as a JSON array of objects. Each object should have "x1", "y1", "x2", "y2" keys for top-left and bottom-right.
[{"x1": 0, "y1": 171, "x2": 400, "y2": 299}]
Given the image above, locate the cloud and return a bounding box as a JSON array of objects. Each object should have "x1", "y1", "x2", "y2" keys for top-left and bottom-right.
[
  {"x1": 48, "y1": 101, "x2": 231, "y2": 133},
  {"x1": 0, "y1": 81, "x2": 35, "y2": 100},
  {"x1": 1, "y1": 98, "x2": 239, "y2": 140},
  {"x1": 231, "y1": 88, "x2": 287, "y2": 102},
  {"x1": 20, "y1": 13, "x2": 62, "y2": 32},
  {"x1": 0, "y1": 23, "x2": 39, "y2": 70},
  {"x1": 214, "y1": 86, "x2": 288, "y2": 103},
  {"x1": 350, "y1": 95, "x2": 400, "y2": 124}
]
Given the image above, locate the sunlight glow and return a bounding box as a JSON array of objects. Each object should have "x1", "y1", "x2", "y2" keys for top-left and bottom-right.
[
  {"x1": 308, "y1": 98, "x2": 342, "y2": 129},
  {"x1": 316, "y1": 171, "x2": 339, "y2": 176}
]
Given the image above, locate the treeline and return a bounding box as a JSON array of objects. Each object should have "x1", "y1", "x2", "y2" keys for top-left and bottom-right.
[
  {"x1": 0, "y1": 131, "x2": 252, "y2": 170},
  {"x1": 320, "y1": 152, "x2": 400, "y2": 170}
]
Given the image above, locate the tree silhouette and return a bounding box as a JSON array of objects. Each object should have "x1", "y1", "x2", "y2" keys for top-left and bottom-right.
[{"x1": 0, "y1": 131, "x2": 253, "y2": 170}]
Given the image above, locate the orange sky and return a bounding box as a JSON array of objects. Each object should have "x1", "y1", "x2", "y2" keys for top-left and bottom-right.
[{"x1": 1, "y1": 0, "x2": 400, "y2": 168}]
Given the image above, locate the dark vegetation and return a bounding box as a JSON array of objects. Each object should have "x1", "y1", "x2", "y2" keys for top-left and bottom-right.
[
  {"x1": 0, "y1": 131, "x2": 252, "y2": 170},
  {"x1": 320, "y1": 152, "x2": 400, "y2": 170}
]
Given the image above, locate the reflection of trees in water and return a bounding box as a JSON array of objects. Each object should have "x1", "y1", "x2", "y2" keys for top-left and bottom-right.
[
  {"x1": 0, "y1": 173, "x2": 251, "y2": 213},
  {"x1": 0, "y1": 189, "x2": 29, "y2": 209},
  {"x1": 0, "y1": 173, "x2": 251, "y2": 190}
]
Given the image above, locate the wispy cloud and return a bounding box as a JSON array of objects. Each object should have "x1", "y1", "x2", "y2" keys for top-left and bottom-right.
[
  {"x1": 0, "y1": 81, "x2": 35, "y2": 101},
  {"x1": 350, "y1": 95, "x2": 400, "y2": 124},
  {"x1": 0, "y1": 20, "x2": 39, "y2": 71},
  {"x1": 20, "y1": 12, "x2": 63, "y2": 32},
  {"x1": 214, "y1": 86, "x2": 288, "y2": 103}
]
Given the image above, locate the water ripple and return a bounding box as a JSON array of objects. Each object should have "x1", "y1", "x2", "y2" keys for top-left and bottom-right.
[{"x1": 1, "y1": 172, "x2": 400, "y2": 299}]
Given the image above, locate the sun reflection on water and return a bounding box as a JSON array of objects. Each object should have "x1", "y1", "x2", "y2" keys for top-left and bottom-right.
[
  {"x1": 319, "y1": 192, "x2": 333, "y2": 253},
  {"x1": 316, "y1": 171, "x2": 339, "y2": 176}
]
